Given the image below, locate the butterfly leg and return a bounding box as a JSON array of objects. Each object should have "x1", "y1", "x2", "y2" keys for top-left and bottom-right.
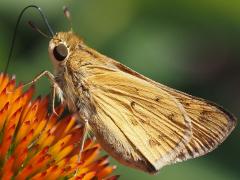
[
  {"x1": 74, "y1": 119, "x2": 89, "y2": 176},
  {"x1": 23, "y1": 70, "x2": 55, "y2": 86},
  {"x1": 77, "y1": 118, "x2": 89, "y2": 162},
  {"x1": 51, "y1": 84, "x2": 58, "y2": 116},
  {"x1": 23, "y1": 70, "x2": 62, "y2": 115}
]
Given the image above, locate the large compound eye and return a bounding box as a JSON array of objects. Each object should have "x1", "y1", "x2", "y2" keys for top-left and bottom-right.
[{"x1": 53, "y1": 44, "x2": 68, "y2": 61}]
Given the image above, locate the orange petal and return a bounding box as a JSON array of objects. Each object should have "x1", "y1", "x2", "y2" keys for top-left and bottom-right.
[
  {"x1": 0, "y1": 124, "x2": 15, "y2": 159},
  {"x1": 13, "y1": 148, "x2": 28, "y2": 172},
  {"x1": 54, "y1": 144, "x2": 75, "y2": 162},
  {"x1": 31, "y1": 118, "x2": 47, "y2": 141},
  {"x1": 38, "y1": 132, "x2": 55, "y2": 149},
  {"x1": 82, "y1": 147, "x2": 100, "y2": 166},
  {"x1": 15, "y1": 120, "x2": 31, "y2": 144},
  {"x1": 41, "y1": 165, "x2": 62, "y2": 179},
  {"x1": 36, "y1": 97, "x2": 48, "y2": 121},
  {"x1": 52, "y1": 116, "x2": 76, "y2": 141},
  {"x1": 97, "y1": 165, "x2": 117, "y2": 179},
  {"x1": 82, "y1": 171, "x2": 96, "y2": 180},
  {"x1": 0, "y1": 102, "x2": 9, "y2": 131},
  {"x1": 0, "y1": 74, "x2": 9, "y2": 93},
  {"x1": 17, "y1": 151, "x2": 51, "y2": 179},
  {"x1": 1, "y1": 156, "x2": 14, "y2": 179},
  {"x1": 14, "y1": 129, "x2": 34, "y2": 157},
  {"x1": 49, "y1": 134, "x2": 72, "y2": 156},
  {"x1": 0, "y1": 88, "x2": 8, "y2": 110}
]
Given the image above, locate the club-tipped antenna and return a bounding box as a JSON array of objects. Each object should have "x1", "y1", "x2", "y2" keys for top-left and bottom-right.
[
  {"x1": 4, "y1": 5, "x2": 54, "y2": 73},
  {"x1": 63, "y1": 6, "x2": 73, "y2": 31}
]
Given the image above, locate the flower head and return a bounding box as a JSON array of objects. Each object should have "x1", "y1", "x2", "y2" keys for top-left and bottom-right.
[{"x1": 0, "y1": 73, "x2": 118, "y2": 179}]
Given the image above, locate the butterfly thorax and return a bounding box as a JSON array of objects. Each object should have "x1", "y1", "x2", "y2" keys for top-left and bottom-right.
[{"x1": 54, "y1": 64, "x2": 96, "y2": 121}]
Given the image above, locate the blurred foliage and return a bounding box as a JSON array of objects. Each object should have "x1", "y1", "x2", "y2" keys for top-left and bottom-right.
[{"x1": 0, "y1": 0, "x2": 239, "y2": 179}]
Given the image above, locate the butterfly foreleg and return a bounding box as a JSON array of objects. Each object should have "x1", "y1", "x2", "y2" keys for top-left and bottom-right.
[
  {"x1": 23, "y1": 70, "x2": 63, "y2": 115},
  {"x1": 23, "y1": 70, "x2": 55, "y2": 86}
]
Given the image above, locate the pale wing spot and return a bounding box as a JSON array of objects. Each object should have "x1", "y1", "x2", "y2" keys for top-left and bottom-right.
[{"x1": 149, "y1": 139, "x2": 161, "y2": 147}]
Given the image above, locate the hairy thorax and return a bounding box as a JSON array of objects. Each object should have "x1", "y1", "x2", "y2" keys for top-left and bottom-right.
[{"x1": 54, "y1": 65, "x2": 96, "y2": 122}]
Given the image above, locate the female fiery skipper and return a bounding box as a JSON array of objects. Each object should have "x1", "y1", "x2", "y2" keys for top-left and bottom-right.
[{"x1": 8, "y1": 5, "x2": 237, "y2": 174}]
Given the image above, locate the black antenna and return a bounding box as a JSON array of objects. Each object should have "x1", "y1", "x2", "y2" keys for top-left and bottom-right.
[
  {"x1": 28, "y1": 21, "x2": 52, "y2": 39},
  {"x1": 4, "y1": 5, "x2": 54, "y2": 73}
]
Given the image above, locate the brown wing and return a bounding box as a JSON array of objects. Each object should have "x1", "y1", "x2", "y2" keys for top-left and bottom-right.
[
  {"x1": 66, "y1": 41, "x2": 236, "y2": 171},
  {"x1": 85, "y1": 67, "x2": 192, "y2": 173},
  {"x1": 108, "y1": 60, "x2": 237, "y2": 163}
]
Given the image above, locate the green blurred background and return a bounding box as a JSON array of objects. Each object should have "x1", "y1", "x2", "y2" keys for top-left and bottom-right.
[{"x1": 0, "y1": 0, "x2": 239, "y2": 179}]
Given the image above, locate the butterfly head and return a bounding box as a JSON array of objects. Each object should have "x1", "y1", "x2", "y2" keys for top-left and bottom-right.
[{"x1": 48, "y1": 31, "x2": 83, "y2": 69}]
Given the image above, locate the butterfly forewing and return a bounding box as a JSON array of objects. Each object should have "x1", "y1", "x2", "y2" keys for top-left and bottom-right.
[
  {"x1": 104, "y1": 60, "x2": 237, "y2": 163},
  {"x1": 84, "y1": 65, "x2": 192, "y2": 172},
  {"x1": 161, "y1": 88, "x2": 237, "y2": 162}
]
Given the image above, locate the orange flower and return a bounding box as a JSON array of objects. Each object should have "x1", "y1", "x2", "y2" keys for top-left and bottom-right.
[{"x1": 0, "y1": 73, "x2": 118, "y2": 180}]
